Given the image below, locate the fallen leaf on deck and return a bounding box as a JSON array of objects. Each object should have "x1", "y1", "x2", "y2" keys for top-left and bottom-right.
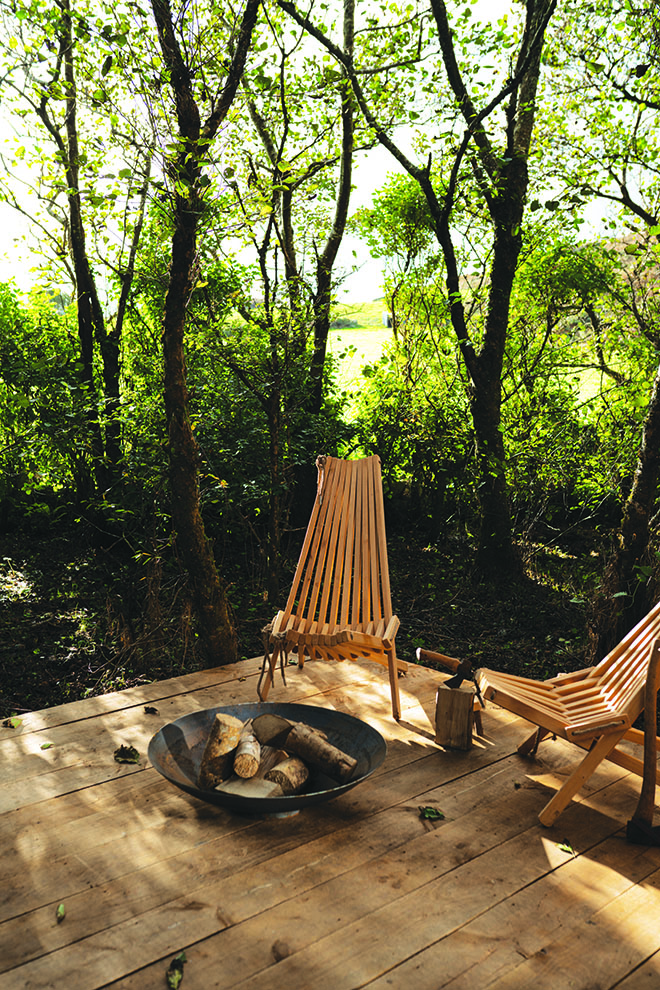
[
  {"x1": 419, "y1": 806, "x2": 445, "y2": 821},
  {"x1": 40, "y1": 742, "x2": 54, "y2": 750},
  {"x1": 114, "y1": 744, "x2": 140, "y2": 764},
  {"x1": 238, "y1": 676, "x2": 246, "y2": 682},
  {"x1": 166, "y1": 951, "x2": 187, "y2": 989},
  {"x1": 56, "y1": 903, "x2": 66, "y2": 924},
  {"x1": 558, "y1": 840, "x2": 576, "y2": 856},
  {"x1": 144, "y1": 706, "x2": 159, "y2": 715},
  {"x1": 2, "y1": 716, "x2": 22, "y2": 729}
]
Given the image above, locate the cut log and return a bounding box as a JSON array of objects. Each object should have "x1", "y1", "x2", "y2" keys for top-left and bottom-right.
[
  {"x1": 435, "y1": 681, "x2": 475, "y2": 750},
  {"x1": 252, "y1": 713, "x2": 354, "y2": 782},
  {"x1": 233, "y1": 720, "x2": 261, "y2": 779},
  {"x1": 285, "y1": 723, "x2": 357, "y2": 783},
  {"x1": 252, "y1": 713, "x2": 327, "y2": 748},
  {"x1": 252, "y1": 713, "x2": 292, "y2": 748},
  {"x1": 198, "y1": 713, "x2": 243, "y2": 789},
  {"x1": 215, "y1": 746, "x2": 289, "y2": 798},
  {"x1": 265, "y1": 757, "x2": 309, "y2": 795}
]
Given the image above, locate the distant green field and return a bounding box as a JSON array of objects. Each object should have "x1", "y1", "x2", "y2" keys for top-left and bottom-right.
[
  {"x1": 328, "y1": 299, "x2": 391, "y2": 394},
  {"x1": 332, "y1": 299, "x2": 388, "y2": 328}
]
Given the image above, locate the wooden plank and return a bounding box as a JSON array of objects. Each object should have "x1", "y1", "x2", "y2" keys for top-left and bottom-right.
[
  {"x1": 367, "y1": 456, "x2": 381, "y2": 624},
  {"x1": 327, "y1": 461, "x2": 352, "y2": 628},
  {"x1": 365, "y1": 796, "x2": 660, "y2": 989},
  {"x1": 0, "y1": 672, "x2": 522, "y2": 920},
  {"x1": 0, "y1": 690, "x2": 537, "y2": 949},
  {"x1": 317, "y1": 459, "x2": 350, "y2": 628},
  {"x1": 0, "y1": 659, "x2": 265, "y2": 738},
  {"x1": 97, "y1": 773, "x2": 637, "y2": 990},
  {"x1": 4, "y1": 658, "x2": 654, "y2": 990},
  {"x1": 0, "y1": 705, "x2": 438, "y2": 919},
  {"x1": 614, "y1": 956, "x2": 660, "y2": 989},
  {"x1": 1, "y1": 676, "x2": 275, "y2": 798},
  {"x1": 468, "y1": 862, "x2": 660, "y2": 989},
  {"x1": 2, "y1": 747, "x2": 571, "y2": 988},
  {"x1": 2, "y1": 656, "x2": 424, "y2": 807}
]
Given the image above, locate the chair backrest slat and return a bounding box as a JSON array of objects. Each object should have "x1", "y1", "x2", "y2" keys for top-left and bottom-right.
[
  {"x1": 317, "y1": 459, "x2": 350, "y2": 627},
  {"x1": 591, "y1": 600, "x2": 660, "y2": 713},
  {"x1": 282, "y1": 455, "x2": 393, "y2": 631}
]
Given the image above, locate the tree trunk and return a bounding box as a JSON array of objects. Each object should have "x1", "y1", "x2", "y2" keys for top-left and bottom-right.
[
  {"x1": 308, "y1": 1, "x2": 354, "y2": 415},
  {"x1": 60, "y1": 0, "x2": 108, "y2": 496},
  {"x1": 163, "y1": 216, "x2": 238, "y2": 663},
  {"x1": 152, "y1": 0, "x2": 260, "y2": 664},
  {"x1": 428, "y1": 0, "x2": 554, "y2": 580},
  {"x1": 265, "y1": 392, "x2": 283, "y2": 603}
]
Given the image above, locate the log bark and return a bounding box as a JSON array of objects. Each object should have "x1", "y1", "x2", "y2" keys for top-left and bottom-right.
[
  {"x1": 198, "y1": 713, "x2": 243, "y2": 789},
  {"x1": 285, "y1": 723, "x2": 357, "y2": 783},
  {"x1": 252, "y1": 713, "x2": 292, "y2": 748},
  {"x1": 233, "y1": 720, "x2": 261, "y2": 779},
  {"x1": 435, "y1": 682, "x2": 475, "y2": 750},
  {"x1": 252, "y1": 713, "x2": 355, "y2": 782},
  {"x1": 216, "y1": 746, "x2": 289, "y2": 798},
  {"x1": 265, "y1": 756, "x2": 310, "y2": 794}
]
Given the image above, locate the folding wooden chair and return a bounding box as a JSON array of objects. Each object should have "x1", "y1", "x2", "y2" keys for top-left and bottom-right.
[
  {"x1": 476, "y1": 601, "x2": 660, "y2": 825},
  {"x1": 257, "y1": 454, "x2": 406, "y2": 719}
]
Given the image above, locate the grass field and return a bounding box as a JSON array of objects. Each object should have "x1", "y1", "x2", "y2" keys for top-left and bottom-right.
[{"x1": 328, "y1": 299, "x2": 391, "y2": 393}]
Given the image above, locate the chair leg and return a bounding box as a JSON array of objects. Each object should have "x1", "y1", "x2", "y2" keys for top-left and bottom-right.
[
  {"x1": 518, "y1": 727, "x2": 552, "y2": 757},
  {"x1": 473, "y1": 700, "x2": 483, "y2": 737},
  {"x1": 538, "y1": 731, "x2": 625, "y2": 827},
  {"x1": 387, "y1": 648, "x2": 401, "y2": 721},
  {"x1": 257, "y1": 642, "x2": 281, "y2": 702}
]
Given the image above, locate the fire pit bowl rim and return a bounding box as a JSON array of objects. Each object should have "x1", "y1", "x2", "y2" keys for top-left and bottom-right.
[{"x1": 147, "y1": 701, "x2": 387, "y2": 816}]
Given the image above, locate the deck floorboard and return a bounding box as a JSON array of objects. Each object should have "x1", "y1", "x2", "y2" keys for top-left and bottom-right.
[{"x1": 1, "y1": 656, "x2": 658, "y2": 989}]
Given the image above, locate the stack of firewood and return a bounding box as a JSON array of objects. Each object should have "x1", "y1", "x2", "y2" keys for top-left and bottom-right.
[{"x1": 198, "y1": 712, "x2": 358, "y2": 798}]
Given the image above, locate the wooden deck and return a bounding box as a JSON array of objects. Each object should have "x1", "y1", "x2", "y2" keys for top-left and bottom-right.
[{"x1": 3, "y1": 655, "x2": 660, "y2": 989}]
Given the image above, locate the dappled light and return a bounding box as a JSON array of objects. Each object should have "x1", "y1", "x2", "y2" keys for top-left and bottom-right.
[
  {"x1": 4, "y1": 653, "x2": 660, "y2": 987},
  {"x1": 2, "y1": 0, "x2": 660, "y2": 985},
  {"x1": 0, "y1": 559, "x2": 33, "y2": 602}
]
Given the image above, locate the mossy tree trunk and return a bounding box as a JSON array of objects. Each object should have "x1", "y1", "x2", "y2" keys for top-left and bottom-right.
[{"x1": 152, "y1": 0, "x2": 260, "y2": 664}]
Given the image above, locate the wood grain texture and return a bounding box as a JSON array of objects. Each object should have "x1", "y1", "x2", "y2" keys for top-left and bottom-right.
[{"x1": 2, "y1": 656, "x2": 659, "y2": 990}]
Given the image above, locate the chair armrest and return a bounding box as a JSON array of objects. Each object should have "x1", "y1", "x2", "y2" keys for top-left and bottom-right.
[{"x1": 383, "y1": 615, "x2": 400, "y2": 648}]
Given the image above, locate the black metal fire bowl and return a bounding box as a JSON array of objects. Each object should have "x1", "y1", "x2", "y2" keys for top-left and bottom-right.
[{"x1": 148, "y1": 702, "x2": 387, "y2": 816}]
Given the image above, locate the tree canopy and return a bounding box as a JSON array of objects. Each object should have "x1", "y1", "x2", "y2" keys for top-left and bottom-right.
[{"x1": 2, "y1": 0, "x2": 660, "y2": 713}]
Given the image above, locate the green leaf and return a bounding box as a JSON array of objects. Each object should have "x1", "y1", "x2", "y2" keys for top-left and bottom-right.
[
  {"x1": 101, "y1": 55, "x2": 113, "y2": 77},
  {"x1": 166, "y1": 951, "x2": 187, "y2": 989},
  {"x1": 56, "y1": 903, "x2": 66, "y2": 923},
  {"x1": 2, "y1": 716, "x2": 22, "y2": 729},
  {"x1": 558, "y1": 840, "x2": 575, "y2": 856},
  {"x1": 419, "y1": 805, "x2": 445, "y2": 821},
  {"x1": 40, "y1": 742, "x2": 54, "y2": 750},
  {"x1": 114, "y1": 744, "x2": 140, "y2": 764}
]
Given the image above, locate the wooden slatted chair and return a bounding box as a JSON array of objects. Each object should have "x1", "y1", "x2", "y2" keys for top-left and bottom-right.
[
  {"x1": 476, "y1": 601, "x2": 660, "y2": 826},
  {"x1": 257, "y1": 454, "x2": 406, "y2": 719}
]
